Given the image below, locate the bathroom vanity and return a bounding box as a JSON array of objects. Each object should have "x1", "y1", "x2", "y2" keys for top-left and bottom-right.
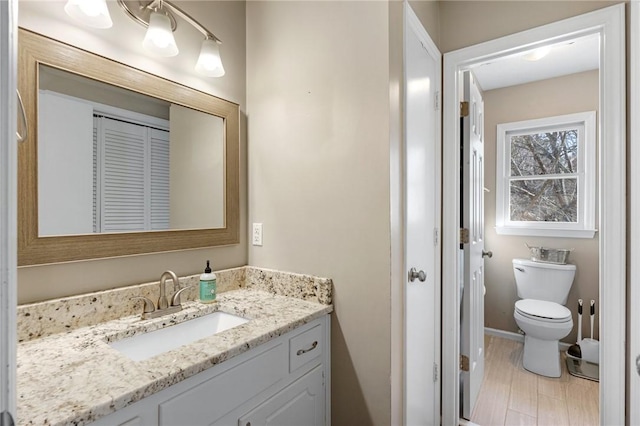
[
  {"x1": 16, "y1": 267, "x2": 332, "y2": 426},
  {"x1": 90, "y1": 316, "x2": 329, "y2": 426}
]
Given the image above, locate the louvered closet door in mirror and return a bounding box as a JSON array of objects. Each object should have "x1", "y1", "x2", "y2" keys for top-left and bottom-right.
[{"x1": 96, "y1": 117, "x2": 169, "y2": 233}]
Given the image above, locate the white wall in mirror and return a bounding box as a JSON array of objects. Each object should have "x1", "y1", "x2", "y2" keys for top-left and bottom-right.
[
  {"x1": 170, "y1": 105, "x2": 225, "y2": 230},
  {"x1": 38, "y1": 91, "x2": 94, "y2": 236}
]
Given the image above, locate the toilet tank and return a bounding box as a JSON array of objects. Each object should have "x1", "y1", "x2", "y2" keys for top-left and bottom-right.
[{"x1": 513, "y1": 258, "x2": 576, "y2": 305}]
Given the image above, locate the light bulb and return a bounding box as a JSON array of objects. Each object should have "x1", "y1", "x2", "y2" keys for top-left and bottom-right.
[
  {"x1": 64, "y1": 0, "x2": 113, "y2": 29},
  {"x1": 195, "y1": 39, "x2": 225, "y2": 77},
  {"x1": 523, "y1": 46, "x2": 551, "y2": 62},
  {"x1": 142, "y1": 11, "x2": 179, "y2": 57}
]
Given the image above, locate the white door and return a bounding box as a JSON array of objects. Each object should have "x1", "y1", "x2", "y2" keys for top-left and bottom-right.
[
  {"x1": 404, "y1": 5, "x2": 441, "y2": 425},
  {"x1": 0, "y1": 0, "x2": 17, "y2": 424},
  {"x1": 460, "y1": 70, "x2": 486, "y2": 420}
]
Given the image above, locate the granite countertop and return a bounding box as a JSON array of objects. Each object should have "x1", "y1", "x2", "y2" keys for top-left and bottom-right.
[{"x1": 16, "y1": 267, "x2": 333, "y2": 426}]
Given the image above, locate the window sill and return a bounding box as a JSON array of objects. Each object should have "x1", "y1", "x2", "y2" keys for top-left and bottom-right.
[{"x1": 495, "y1": 227, "x2": 597, "y2": 239}]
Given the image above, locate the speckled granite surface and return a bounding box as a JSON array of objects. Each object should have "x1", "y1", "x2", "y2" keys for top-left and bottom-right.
[
  {"x1": 16, "y1": 267, "x2": 333, "y2": 426},
  {"x1": 17, "y1": 266, "x2": 246, "y2": 342},
  {"x1": 246, "y1": 267, "x2": 332, "y2": 305},
  {"x1": 17, "y1": 266, "x2": 333, "y2": 342}
]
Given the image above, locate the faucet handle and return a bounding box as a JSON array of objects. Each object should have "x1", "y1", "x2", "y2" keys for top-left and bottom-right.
[
  {"x1": 131, "y1": 296, "x2": 155, "y2": 314},
  {"x1": 170, "y1": 286, "x2": 192, "y2": 307}
]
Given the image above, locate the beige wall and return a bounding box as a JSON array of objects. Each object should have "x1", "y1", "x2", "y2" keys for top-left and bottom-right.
[
  {"x1": 246, "y1": 2, "x2": 391, "y2": 425},
  {"x1": 169, "y1": 105, "x2": 225, "y2": 230},
  {"x1": 483, "y1": 70, "x2": 600, "y2": 343},
  {"x1": 409, "y1": 0, "x2": 440, "y2": 48},
  {"x1": 17, "y1": 1, "x2": 247, "y2": 303}
]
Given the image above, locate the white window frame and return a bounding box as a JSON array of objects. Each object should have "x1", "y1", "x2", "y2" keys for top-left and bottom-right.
[{"x1": 495, "y1": 111, "x2": 596, "y2": 238}]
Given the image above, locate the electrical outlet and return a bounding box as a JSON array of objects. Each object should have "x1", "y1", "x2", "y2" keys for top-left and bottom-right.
[{"x1": 252, "y1": 223, "x2": 263, "y2": 246}]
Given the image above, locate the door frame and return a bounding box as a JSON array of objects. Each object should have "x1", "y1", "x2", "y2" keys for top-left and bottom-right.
[
  {"x1": 629, "y1": 1, "x2": 640, "y2": 424},
  {"x1": 441, "y1": 5, "x2": 626, "y2": 425},
  {"x1": 0, "y1": 0, "x2": 18, "y2": 421}
]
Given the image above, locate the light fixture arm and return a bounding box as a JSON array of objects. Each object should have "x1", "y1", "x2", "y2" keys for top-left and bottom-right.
[{"x1": 159, "y1": 0, "x2": 221, "y2": 44}]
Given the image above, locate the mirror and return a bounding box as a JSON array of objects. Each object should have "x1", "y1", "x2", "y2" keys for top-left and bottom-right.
[
  {"x1": 38, "y1": 65, "x2": 225, "y2": 235},
  {"x1": 18, "y1": 28, "x2": 240, "y2": 265}
]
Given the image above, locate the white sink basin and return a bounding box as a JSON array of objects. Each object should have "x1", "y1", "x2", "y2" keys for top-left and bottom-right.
[{"x1": 109, "y1": 311, "x2": 249, "y2": 361}]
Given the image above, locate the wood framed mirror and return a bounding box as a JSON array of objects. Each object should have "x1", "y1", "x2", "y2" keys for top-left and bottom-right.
[{"x1": 18, "y1": 29, "x2": 240, "y2": 266}]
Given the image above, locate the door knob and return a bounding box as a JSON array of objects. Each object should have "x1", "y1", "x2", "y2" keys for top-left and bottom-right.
[
  {"x1": 482, "y1": 250, "x2": 493, "y2": 258},
  {"x1": 636, "y1": 354, "x2": 640, "y2": 376},
  {"x1": 408, "y1": 267, "x2": 426, "y2": 282}
]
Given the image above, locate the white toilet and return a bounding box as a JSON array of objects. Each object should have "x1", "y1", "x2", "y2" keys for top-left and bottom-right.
[{"x1": 512, "y1": 258, "x2": 576, "y2": 377}]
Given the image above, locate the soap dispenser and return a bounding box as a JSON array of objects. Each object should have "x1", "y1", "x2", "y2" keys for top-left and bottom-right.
[{"x1": 199, "y1": 260, "x2": 217, "y2": 303}]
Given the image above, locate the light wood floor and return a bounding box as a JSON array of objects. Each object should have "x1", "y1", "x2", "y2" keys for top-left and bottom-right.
[{"x1": 470, "y1": 335, "x2": 599, "y2": 426}]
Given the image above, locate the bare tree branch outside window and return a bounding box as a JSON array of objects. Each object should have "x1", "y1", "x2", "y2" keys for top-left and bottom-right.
[{"x1": 508, "y1": 129, "x2": 579, "y2": 222}]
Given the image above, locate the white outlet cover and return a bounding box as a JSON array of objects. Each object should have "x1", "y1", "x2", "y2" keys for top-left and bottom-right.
[{"x1": 252, "y1": 223, "x2": 263, "y2": 246}]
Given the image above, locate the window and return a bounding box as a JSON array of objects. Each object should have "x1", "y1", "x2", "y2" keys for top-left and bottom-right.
[{"x1": 495, "y1": 111, "x2": 596, "y2": 238}]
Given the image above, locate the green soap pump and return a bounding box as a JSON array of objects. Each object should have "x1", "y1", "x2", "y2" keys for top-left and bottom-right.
[{"x1": 199, "y1": 260, "x2": 217, "y2": 303}]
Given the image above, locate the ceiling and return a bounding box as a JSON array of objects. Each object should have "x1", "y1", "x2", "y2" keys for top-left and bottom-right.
[{"x1": 471, "y1": 33, "x2": 600, "y2": 91}]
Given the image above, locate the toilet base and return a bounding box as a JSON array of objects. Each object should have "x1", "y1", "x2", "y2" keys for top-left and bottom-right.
[{"x1": 522, "y1": 335, "x2": 561, "y2": 377}]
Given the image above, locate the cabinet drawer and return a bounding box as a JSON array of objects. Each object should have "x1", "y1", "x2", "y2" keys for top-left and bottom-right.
[
  {"x1": 289, "y1": 324, "x2": 323, "y2": 373},
  {"x1": 159, "y1": 342, "x2": 287, "y2": 425}
]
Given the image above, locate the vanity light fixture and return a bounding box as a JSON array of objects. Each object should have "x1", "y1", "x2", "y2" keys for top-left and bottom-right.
[
  {"x1": 118, "y1": 0, "x2": 225, "y2": 76},
  {"x1": 64, "y1": 0, "x2": 225, "y2": 76},
  {"x1": 64, "y1": 0, "x2": 113, "y2": 29}
]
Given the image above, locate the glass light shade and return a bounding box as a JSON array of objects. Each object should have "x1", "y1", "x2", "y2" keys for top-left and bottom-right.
[
  {"x1": 64, "y1": 0, "x2": 113, "y2": 29},
  {"x1": 195, "y1": 39, "x2": 225, "y2": 77},
  {"x1": 143, "y1": 11, "x2": 179, "y2": 57}
]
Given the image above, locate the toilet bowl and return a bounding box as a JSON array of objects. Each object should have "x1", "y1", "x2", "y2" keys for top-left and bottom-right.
[
  {"x1": 512, "y1": 259, "x2": 576, "y2": 378},
  {"x1": 514, "y1": 299, "x2": 573, "y2": 377}
]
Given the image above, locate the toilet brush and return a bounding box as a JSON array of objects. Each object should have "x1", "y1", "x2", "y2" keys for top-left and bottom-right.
[
  {"x1": 579, "y1": 300, "x2": 600, "y2": 364},
  {"x1": 567, "y1": 299, "x2": 583, "y2": 358},
  {"x1": 590, "y1": 299, "x2": 595, "y2": 339}
]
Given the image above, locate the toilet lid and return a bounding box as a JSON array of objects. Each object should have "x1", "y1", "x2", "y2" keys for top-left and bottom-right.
[{"x1": 515, "y1": 299, "x2": 571, "y2": 321}]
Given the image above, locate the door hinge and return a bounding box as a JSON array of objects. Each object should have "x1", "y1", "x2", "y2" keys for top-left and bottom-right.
[
  {"x1": 460, "y1": 101, "x2": 469, "y2": 117},
  {"x1": 435, "y1": 91, "x2": 440, "y2": 110},
  {"x1": 434, "y1": 228, "x2": 439, "y2": 246},
  {"x1": 433, "y1": 362, "x2": 439, "y2": 382},
  {"x1": 460, "y1": 228, "x2": 469, "y2": 244},
  {"x1": 460, "y1": 355, "x2": 470, "y2": 372}
]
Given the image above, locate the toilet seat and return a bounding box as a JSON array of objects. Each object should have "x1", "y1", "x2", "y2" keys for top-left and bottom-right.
[{"x1": 515, "y1": 299, "x2": 571, "y2": 323}]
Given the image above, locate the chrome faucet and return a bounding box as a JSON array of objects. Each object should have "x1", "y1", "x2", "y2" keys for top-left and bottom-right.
[{"x1": 132, "y1": 270, "x2": 190, "y2": 320}]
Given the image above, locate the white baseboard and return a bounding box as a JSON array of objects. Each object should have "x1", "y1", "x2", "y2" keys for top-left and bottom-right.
[
  {"x1": 484, "y1": 327, "x2": 573, "y2": 351},
  {"x1": 459, "y1": 419, "x2": 480, "y2": 426},
  {"x1": 484, "y1": 327, "x2": 524, "y2": 342}
]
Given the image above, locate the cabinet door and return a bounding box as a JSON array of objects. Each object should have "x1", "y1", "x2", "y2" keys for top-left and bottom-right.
[{"x1": 238, "y1": 366, "x2": 324, "y2": 426}]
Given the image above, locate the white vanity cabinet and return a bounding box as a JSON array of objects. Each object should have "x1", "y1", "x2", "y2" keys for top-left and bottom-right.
[
  {"x1": 237, "y1": 365, "x2": 325, "y2": 426},
  {"x1": 89, "y1": 315, "x2": 330, "y2": 426}
]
